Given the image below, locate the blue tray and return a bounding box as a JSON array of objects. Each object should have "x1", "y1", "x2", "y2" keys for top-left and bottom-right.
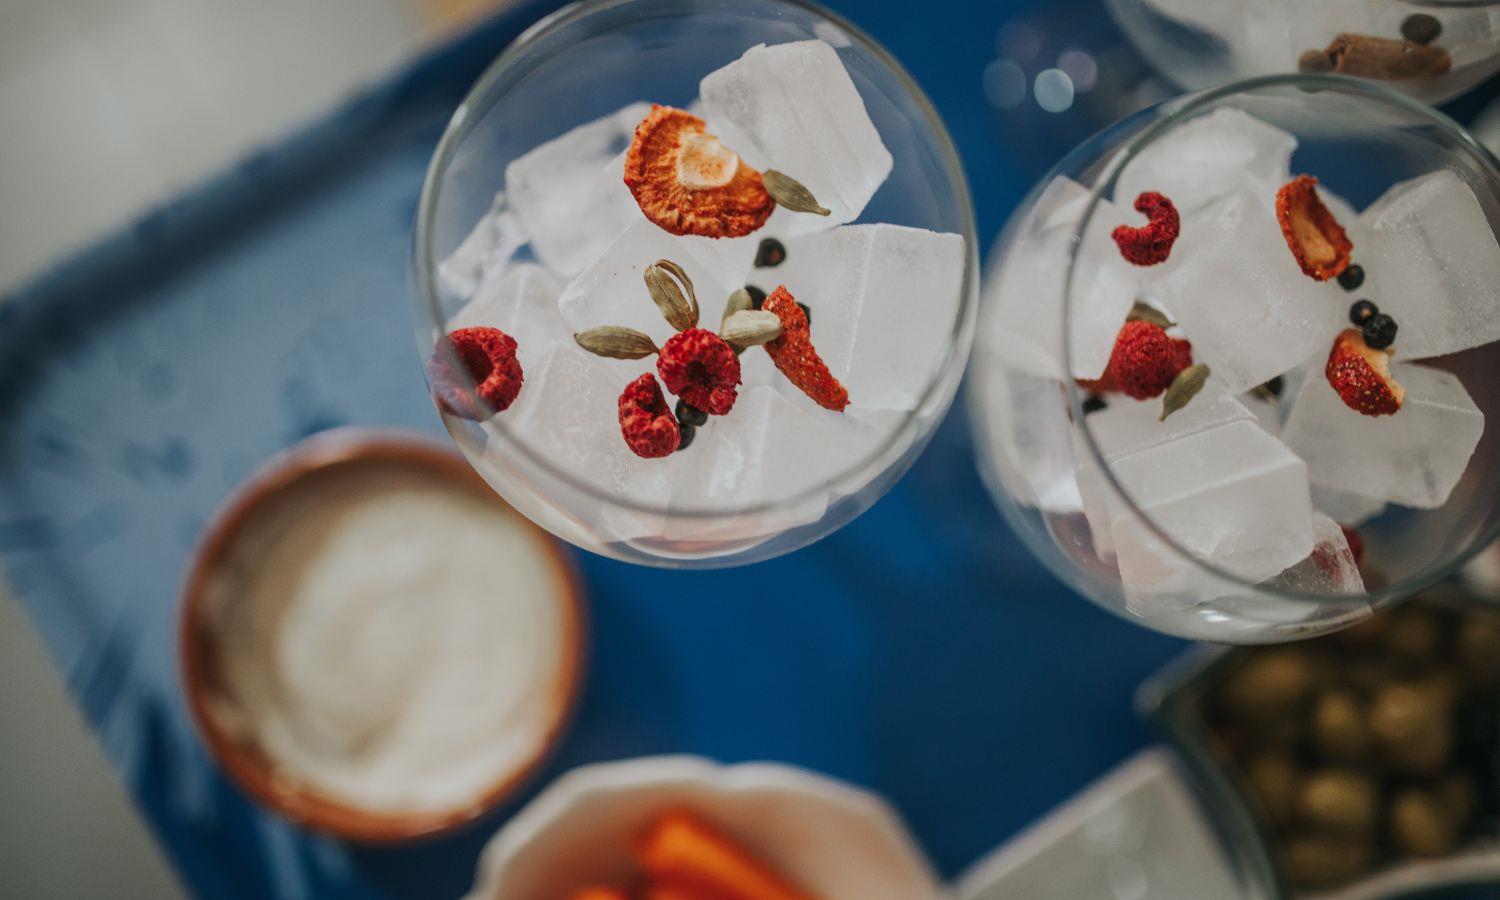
[{"x1": 0, "y1": 1, "x2": 1200, "y2": 896}]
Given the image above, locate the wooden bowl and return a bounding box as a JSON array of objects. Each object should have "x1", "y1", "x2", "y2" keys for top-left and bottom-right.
[{"x1": 179, "y1": 428, "x2": 586, "y2": 843}]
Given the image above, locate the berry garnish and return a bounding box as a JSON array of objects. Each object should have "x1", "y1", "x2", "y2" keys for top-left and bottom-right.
[
  {"x1": 1276, "y1": 175, "x2": 1353, "y2": 281},
  {"x1": 755, "y1": 238, "x2": 787, "y2": 268},
  {"x1": 1326, "y1": 328, "x2": 1404, "y2": 416},
  {"x1": 1108, "y1": 320, "x2": 1193, "y2": 400},
  {"x1": 1349, "y1": 299, "x2": 1379, "y2": 326},
  {"x1": 623, "y1": 105, "x2": 775, "y2": 239},
  {"x1": 618, "y1": 373, "x2": 680, "y2": 459},
  {"x1": 428, "y1": 326, "x2": 524, "y2": 420},
  {"x1": 1337, "y1": 264, "x2": 1365, "y2": 292},
  {"x1": 657, "y1": 328, "x2": 742, "y2": 416},
  {"x1": 677, "y1": 423, "x2": 697, "y2": 451},
  {"x1": 1111, "y1": 191, "x2": 1180, "y2": 266},
  {"x1": 763, "y1": 286, "x2": 849, "y2": 411},
  {"x1": 1362, "y1": 313, "x2": 1398, "y2": 350},
  {"x1": 745, "y1": 285, "x2": 767, "y2": 310},
  {"x1": 674, "y1": 399, "x2": 708, "y2": 428},
  {"x1": 1082, "y1": 395, "x2": 1108, "y2": 415}
]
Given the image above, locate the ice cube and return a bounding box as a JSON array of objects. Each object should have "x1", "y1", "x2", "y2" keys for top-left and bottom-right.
[
  {"x1": 1310, "y1": 486, "x2": 1386, "y2": 527},
  {"x1": 1114, "y1": 108, "x2": 1296, "y2": 216},
  {"x1": 979, "y1": 370, "x2": 1083, "y2": 513},
  {"x1": 1282, "y1": 361, "x2": 1485, "y2": 509},
  {"x1": 700, "y1": 40, "x2": 892, "y2": 235},
  {"x1": 664, "y1": 385, "x2": 838, "y2": 540},
  {"x1": 504, "y1": 103, "x2": 651, "y2": 277},
  {"x1": 558, "y1": 219, "x2": 758, "y2": 340},
  {"x1": 1077, "y1": 385, "x2": 1314, "y2": 591},
  {"x1": 984, "y1": 177, "x2": 1140, "y2": 381},
  {"x1": 1243, "y1": 390, "x2": 1282, "y2": 436},
  {"x1": 1153, "y1": 188, "x2": 1347, "y2": 393},
  {"x1": 1357, "y1": 171, "x2": 1500, "y2": 360},
  {"x1": 769, "y1": 224, "x2": 964, "y2": 410},
  {"x1": 506, "y1": 341, "x2": 679, "y2": 511},
  {"x1": 446, "y1": 264, "x2": 571, "y2": 373},
  {"x1": 437, "y1": 192, "x2": 526, "y2": 299},
  {"x1": 1262, "y1": 513, "x2": 1366, "y2": 596}
]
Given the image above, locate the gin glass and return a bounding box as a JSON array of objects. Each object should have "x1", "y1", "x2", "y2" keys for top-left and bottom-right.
[
  {"x1": 971, "y1": 75, "x2": 1500, "y2": 642},
  {"x1": 413, "y1": 0, "x2": 977, "y2": 567},
  {"x1": 1107, "y1": 0, "x2": 1500, "y2": 105}
]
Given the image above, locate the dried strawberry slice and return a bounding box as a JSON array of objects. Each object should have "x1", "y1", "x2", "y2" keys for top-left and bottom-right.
[
  {"x1": 1326, "y1": 328, "x2": 1403, "y2": 416},
  {"x1": 428, "y1": 326, "x2": 523, "y2": 420},
  {"x1": 623, "y1": 105, "x2": 775, "y2": 239},
  {"x1": 1277, "y1": 175, "x2": 1353, "y2": 281},
  {"x1": 763, "y1": 286, "x2": 848, "y2": 411},
  {"x1": 618, "y1": 373, "x2": 680, "y2": 459}
]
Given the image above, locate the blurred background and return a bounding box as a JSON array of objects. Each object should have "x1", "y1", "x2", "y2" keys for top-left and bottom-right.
[{"x1": 1, "y1": 1, "x2": 500, "y2": 896}]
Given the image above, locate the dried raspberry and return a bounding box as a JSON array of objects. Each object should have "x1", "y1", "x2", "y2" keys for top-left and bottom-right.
[
  {"x1": 1108, "y1": 320, "x2": 1191, "y2": 400},
  {"x1": 657, "y1": 328, "x2": 742, "y2": 416},
  {"x1": 1075, "y1": 372, "x2": 1117, "y2": 394},
  {"x1": 618, "y1": 373, "x2": 680, "y2": 459},
  {"x1": 1111, "y1": 192, "x2": 1180, "y2": 266},
  {"x1": 1326, "y1": 328, "x2": 1404, "y2": 416},
  {"x1": 427, "y1": 326, "x2": 523, "y2": 420},
  {"x1": 624, "y1": 105, "x2": 775, "y2": 239},
  {"x1": 1277, "y1": 175, "x2": 1353, "y2": 281},
  {"x1": 1341, "y1": 526, "x2": 1365, "y2": 567},
  {"x1": 763, "y1": 286, "x2": 848, "y2": 411}
]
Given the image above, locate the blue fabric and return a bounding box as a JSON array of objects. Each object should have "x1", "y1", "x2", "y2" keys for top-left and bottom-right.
[{"x1": 14, "y1": 1, "x2": 1485, "y2": 897}]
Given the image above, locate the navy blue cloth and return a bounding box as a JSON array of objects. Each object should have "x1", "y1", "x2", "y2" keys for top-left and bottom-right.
[{"x1": 17, "y1": 0, "x2": 1481, "y2": 896}]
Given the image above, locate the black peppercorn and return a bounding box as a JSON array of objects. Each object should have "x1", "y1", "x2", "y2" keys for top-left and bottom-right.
[
  {"x1": 675, "y1": 400, "x2": 708, "y2": 428},
  {"x1": 1349, "y1": 299, "x2": 1378, "y2": 326},
  {"x1": 1363, "y1": 314, "x2": 1398, "y2": 350},
  {"x1": 676, "y1": 423, "x2": 696, "y2": 451},
  {"x1": 745, "y1": 285, "x2": 767, "y2": 310},
  {"x1": 1337, "y1": 264, "x2": 1365, "y2": 291},
  {"x1": 754, "y1": 237, "x2": 787, "y2": 268},
  {"x1": 1401, "y1": 13, "x2": 1442, "y2": 45}
]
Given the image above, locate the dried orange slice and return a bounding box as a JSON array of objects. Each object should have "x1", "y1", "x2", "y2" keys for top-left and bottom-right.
[
  {"x1": 1276, "y1": 175, "x2": 1353, "y2": 281},
  {"x1": 624, "y1": 105, "x2": 775, "y2": 239}
]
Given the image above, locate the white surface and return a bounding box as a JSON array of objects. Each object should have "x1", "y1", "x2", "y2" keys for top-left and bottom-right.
[
  {"x1": 466, "y1": 756, "x2": 944, "y2": 900},
  {"x1": 955, "y1": 748, "x2": 1255, "y2": 900}
]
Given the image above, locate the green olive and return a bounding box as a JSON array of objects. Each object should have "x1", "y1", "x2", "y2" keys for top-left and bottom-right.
[
  {"x1": 1298, "y1": 769, "x2": 1379, "y2": 833},
  {"x1": 1369, "y1": 682, "x2": 1452, "y2": 776},
  {"x1": 1312, "y1": 690, "x2": 1370, "y2": 764},
  {"x1": 1390, "y1": 788, "x2": 1460, "y2": 857},
  {"x1": 1283, "y1": 832, "x2": 1376, "y2": 889}
]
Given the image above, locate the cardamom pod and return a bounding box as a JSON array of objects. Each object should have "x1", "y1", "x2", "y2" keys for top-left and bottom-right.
[
  {"x1": 720, "y1": 309, "x2": 783, "y2": 350},
  {"x1": 644, "y1": 259, "x2": 699, "y2": 332},
  {"x1": 1127, "y1": 301, "x2": 1174, "y2": 330},
  {"x1": 721, "y1": 288, "x2": 753, "y2": 329},
  {"x1": 764, "y1": 170, "x2": 831, "y2": 217},
  {"x1": 574, "y1": 326, "x2": 658, "y2": 359},
  {"x1": 1161, "y1": 363, "x2": 1210, "y2": 421}
]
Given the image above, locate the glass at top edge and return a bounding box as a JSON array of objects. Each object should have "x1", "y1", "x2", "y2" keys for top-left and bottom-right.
[
  {"x1": 411, "y1": 0, "x2": 980, "y2": 522},
  {"x1": 1065, "y1": 72, "x2": 1500, "y2": 611}
]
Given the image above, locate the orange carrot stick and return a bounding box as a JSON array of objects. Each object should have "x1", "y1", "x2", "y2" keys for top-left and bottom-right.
[
  {"x1": 566, "y1": 887, "x2": 632, "y2": 900},
  {"x1": 635, "y1": 810, "x2": 817, "y2": 900}
]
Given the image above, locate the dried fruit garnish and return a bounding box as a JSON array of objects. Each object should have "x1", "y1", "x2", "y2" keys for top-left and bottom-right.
[
  {"x1": 657, "y1": 328, "x2": 742, "y2": 416},
  {"x1": 1111, "y1": 192, "x2": 1180, "y2": 266},
  {"x1": 428, "y1": 326, "x2": 523, "y2": 420},
  {"x1": 1277, "y1": 175, "x2": 1353, "y2": 281},
  {"x1": 623, "y1": 105, "x2": 775, "y2": 239},
  {"x1": 1326, "y1": 328, "x2": 1404, "y2": 416},
  {"x1": 1320, "y1": 33, "x2": 1451, "y2": 80},
  {"x1": 763, "y1": 286, "x2": 848, "y2": 411},
  {"x1": 618, "y1": 373, "x2": 680, "y2": 459},
  {"x1": 1108, "y1": 320, "x2": 1192, "y2": 400}
]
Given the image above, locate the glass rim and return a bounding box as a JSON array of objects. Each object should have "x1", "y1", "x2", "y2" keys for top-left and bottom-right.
[
  {"x1": 412, "y1": 0, "x2": 979, "y2": 521},
  {"x1": 1064, "y1": 71, "x2": 1500, "y2": 608}
]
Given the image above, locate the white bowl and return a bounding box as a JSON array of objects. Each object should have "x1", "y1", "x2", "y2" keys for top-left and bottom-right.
[{"x1": 466, "y1": 756, "x2": 945, "y2": 899}]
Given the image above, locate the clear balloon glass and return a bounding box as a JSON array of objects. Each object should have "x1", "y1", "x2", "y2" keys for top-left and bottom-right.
[
  {"x1": 413, "y1": 0, "x2": 978, "y2": 568},
  {"x1": 1107, "y1": 0, "x2": 1500, "y2": 105},
  {"x1": 971, "y1": 75, "x2": 1500, "y2": 642}
]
